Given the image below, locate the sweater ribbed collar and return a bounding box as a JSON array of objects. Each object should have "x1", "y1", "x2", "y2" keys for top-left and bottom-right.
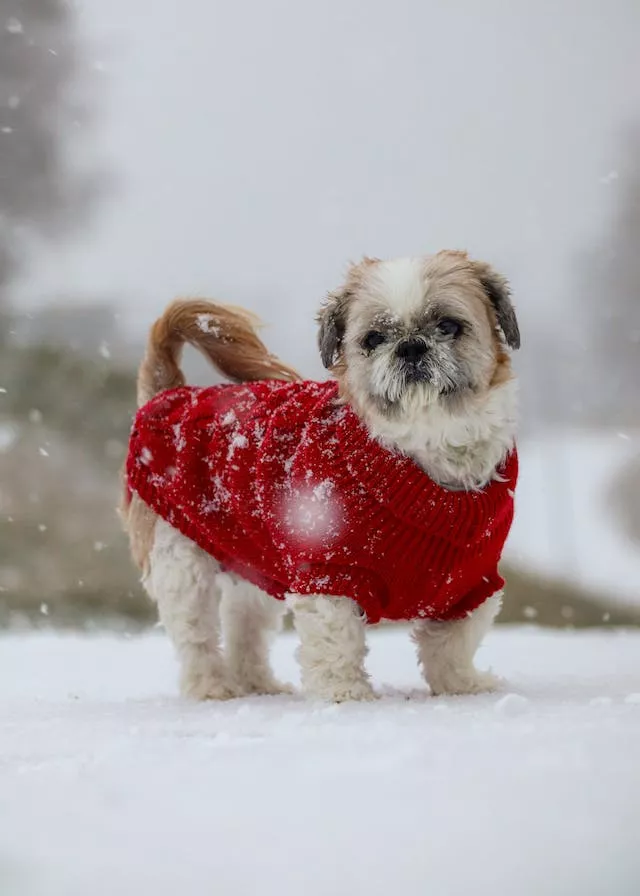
[{"x1": 318, "y1": 382, "x2": 517, "y2": 537}]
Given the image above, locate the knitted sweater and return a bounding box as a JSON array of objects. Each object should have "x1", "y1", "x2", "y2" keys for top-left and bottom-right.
[{"x1": 126, "y1": 380, "x2": 517, "y2": 624}]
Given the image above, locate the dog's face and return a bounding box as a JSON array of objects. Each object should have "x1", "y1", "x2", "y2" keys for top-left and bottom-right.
[{"x1": 318, "y1": 250, "x2": 519, "y2": 420}]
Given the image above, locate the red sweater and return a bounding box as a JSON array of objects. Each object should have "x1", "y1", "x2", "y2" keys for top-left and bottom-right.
[{"x1": 126, "y1": 380, "x2": 517, "y2": 624}]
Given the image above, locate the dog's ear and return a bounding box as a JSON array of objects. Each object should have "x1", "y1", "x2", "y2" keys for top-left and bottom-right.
[
  {"x1": 474, "y1": 262, "x2": 520, "y2": 350},
  {"x1": 317, "y1": 257, "x2": 379, "y2": 368},
  {"x1": 317, "y1": 287, "x2": 351, "y2": 369}
]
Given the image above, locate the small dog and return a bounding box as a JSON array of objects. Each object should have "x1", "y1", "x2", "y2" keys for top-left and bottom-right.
[{"x1": 122, "y1": 250, "x2": 520, "y2": 702}]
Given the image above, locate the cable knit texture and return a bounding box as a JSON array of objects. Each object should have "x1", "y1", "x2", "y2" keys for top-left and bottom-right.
[{"x1": 126, "y1": 380, "x2": 518, "y2": 624}]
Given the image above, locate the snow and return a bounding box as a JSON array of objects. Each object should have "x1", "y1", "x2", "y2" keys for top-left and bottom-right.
[
  {"x1": 281, "y1": 483, "x2": 343, "y2": 546},
  {"x1": 5, "y1": 18, "x2": 23, "y2": 35},
  {"x1": 195, "y1": 312, "x2": 220, "y2": 336},
  {"x1": 506, "y1": 430, "x2": 640, "y2": 606},
  {"x1": 2, "y1": 627, "x2": 639, "y2": 896},
  {"x1": 226, "y1": 431, "x2": 248, "y2": 461},
  {"x1": 0, "y1": 423, "x2": 18, "y2": 453}
]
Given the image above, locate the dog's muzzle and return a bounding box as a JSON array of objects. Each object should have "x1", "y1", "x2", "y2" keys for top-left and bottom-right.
[{"x1": 396, "y1": 338, "x2": 431, "y2": 384}]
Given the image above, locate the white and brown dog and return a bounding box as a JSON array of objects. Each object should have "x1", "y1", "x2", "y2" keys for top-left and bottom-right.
[{"x1": 122, "y1": 250, "x2": 520, "y2": 702}]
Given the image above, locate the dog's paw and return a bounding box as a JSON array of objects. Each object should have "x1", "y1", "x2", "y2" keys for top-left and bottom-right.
[
  {"x1": 180, "y1": 672, "x2": 241, "y2": 701},
  {"x1": 310, "y1": 679, "x2": 377, "y2": 703},
  {"x1": 333, "y1": 684, "x2": 377, "y2": 703},
  {"x1": 429, "y1": 668, "x2": 504, "y2": 697},
  {"x1": 239, "y1": 677, "x2": 296, "y2": 697}
]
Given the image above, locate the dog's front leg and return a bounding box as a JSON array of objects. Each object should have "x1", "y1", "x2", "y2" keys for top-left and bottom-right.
[
  {"x1": 287, "y1": 595, "x2": 375, "y2": 702},
  {"x1": 413, "y1": 593, "x2": 504, "y2": 696}
]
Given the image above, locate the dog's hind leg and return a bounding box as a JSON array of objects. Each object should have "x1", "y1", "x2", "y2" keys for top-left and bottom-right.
[
  {"x1": 145, "y1": 519, "x2": 239, "y2": 700},
  {"x1": 219, "y1": 579, "x2": 292, "y2": 696}
]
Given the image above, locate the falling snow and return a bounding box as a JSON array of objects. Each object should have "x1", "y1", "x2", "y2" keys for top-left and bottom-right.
[
  {"x1": 5, "y1": 17, "x2": 23, "y2": 34},
  {"x1": 0, "y1": 423, "x2": 18, "y2": 452},
  {"x1": 280, "y1": 483, "x2": 344, "y2": 547}
]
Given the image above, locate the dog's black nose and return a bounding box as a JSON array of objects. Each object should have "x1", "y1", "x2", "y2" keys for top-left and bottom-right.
[{"x1": 397, "y1": 338, "x2": 427, "y2": 362}]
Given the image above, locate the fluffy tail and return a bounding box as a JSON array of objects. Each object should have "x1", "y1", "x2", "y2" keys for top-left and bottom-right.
[{"x1": 137, "y1": 299, "x2": 301, "y2": 406}]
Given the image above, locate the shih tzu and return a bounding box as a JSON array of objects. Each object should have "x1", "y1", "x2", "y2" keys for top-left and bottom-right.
[{"x1": 122, "y1": 250, "x2": 520, "y2": 702}]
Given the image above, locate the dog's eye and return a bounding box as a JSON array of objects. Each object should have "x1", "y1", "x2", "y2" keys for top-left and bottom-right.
[
  {"x1": 362, "y1": 330, "x2": 386, "y2": 351},
  {"x1": 436, "y1": 318, "x2": 462, "y2": 338}
]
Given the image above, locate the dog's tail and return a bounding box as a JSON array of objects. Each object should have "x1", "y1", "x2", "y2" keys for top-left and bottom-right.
[{"x1": 136, "y1": 299, "x2": 301, "y2": 406}]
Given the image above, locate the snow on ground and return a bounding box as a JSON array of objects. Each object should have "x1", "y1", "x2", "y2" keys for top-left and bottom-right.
[
  {"x1": 507, "y1": 429, "x2": 640, "y2": 606},
  {"x1": 2, "y1": 627, "x2": 640, "y2": 896}
]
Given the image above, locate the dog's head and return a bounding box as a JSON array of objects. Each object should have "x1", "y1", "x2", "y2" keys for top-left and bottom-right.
[{"x1": 318, "y1": 250, "x2": 519, "y2": 422}]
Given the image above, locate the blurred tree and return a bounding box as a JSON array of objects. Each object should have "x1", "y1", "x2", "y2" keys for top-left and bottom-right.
[
  {"x1": 580, "y1": 131, "x2": 640, "y2": 425},
  {"x1": 0, "y1": 0, "x2": 100, "y2": 309}
]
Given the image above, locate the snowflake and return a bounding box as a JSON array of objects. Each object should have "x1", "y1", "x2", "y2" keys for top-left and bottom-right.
[
  {"x1": 0, "y1": 423, "x2": 17, "y2": 453},
  {"x1": 6, "y1": 18, "x2": 23, "y2": 34},
  {"x1": 226, "y1": 433, "x2": 248, "y2": 461},
  {"x1": 279, "y1": 484, "x2": 344, "y2": 548},
  {"x1": 196, "y1": 313, "x2": 220, "y2": 336},
  {"x1": 311, "y1": 575, "x2": 331, "y2": 589},
  {"x1": 173, "y1": 424, "x2": 186, "y2": 452},
  {"x1": 200, "y1": 476, "x2": 231, "y2": 514},
  {"x1": 312, "y1": 479, "x2": 335, "y2": 501}
]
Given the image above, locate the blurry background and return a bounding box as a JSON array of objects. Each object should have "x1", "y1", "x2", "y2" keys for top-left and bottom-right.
[{"x1": 1, "y1": 0, "x2": 639, "y2": 628}]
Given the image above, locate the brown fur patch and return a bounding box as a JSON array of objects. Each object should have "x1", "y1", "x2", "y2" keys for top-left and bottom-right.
[
  {"x1": 137, "y1": 299, "x2": 300, "y2": 406},
  {"x1": 123, "y1": 299, "x2": 302, "y2": 572}
]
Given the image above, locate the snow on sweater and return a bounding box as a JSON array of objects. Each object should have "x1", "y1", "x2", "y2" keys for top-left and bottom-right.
[{"x1": 126, "y1": 380, "x2": 518, "y2": 624}]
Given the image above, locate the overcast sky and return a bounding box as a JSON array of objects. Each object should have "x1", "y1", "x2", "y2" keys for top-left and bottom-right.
[{"x1": 15, "y1": 0, "x2": 640, "y2": 378}]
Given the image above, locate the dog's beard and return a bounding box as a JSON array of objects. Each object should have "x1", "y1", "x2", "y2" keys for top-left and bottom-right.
[{"x1": 366, "y1": 351, "x2": 471, "y2": 413}]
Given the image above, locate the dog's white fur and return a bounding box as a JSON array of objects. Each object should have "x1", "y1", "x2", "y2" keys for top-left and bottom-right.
[
  {"x1": 288, "y1": 595, "x2": 375, "y2": 701},
  {"x1": 148, "y1": 518, "x2": 290, "y2": 698},
  {"x1": 127, "y1": 252, "x2": 519, "y2": 702},
  {"x1": 362, "y1": 377, "x2": 518, "y2": 492}
]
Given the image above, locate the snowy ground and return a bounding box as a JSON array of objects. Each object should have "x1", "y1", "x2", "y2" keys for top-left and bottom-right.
[{"x1": 2, "y1": 627, "x2": 640, "y2": 896}]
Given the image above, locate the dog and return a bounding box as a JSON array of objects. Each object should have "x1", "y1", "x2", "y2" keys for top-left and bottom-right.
[{"x1": 121, "y1": 250, "x2": 520, "y2": 702}]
